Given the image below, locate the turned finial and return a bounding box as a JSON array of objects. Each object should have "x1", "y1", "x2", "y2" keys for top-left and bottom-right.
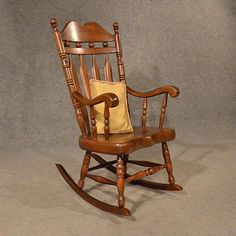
[
  {"x1": 50, "y1": 18, "x2": 58, "y2": 31},
  {"x1": 113, "y1": 22, "x2": 119, "y2": 33}
]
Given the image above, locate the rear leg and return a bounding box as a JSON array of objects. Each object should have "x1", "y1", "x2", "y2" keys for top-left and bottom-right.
[
  {"x1": 78, "y1": 151, "x2": 91, "y2": 189},
  {"x1": 162, "y1": 142, "x2": 175, "y2": 185}
]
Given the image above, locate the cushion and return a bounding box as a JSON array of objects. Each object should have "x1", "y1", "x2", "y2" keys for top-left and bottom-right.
[{"x1": 89, "y1": 79, "x2": 133, "y2": 134}]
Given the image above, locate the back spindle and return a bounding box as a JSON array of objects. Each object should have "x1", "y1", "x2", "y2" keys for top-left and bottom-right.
[
  {"x1": 79, "y1": 55, "x2": 91, "y2": 98},
  {"x1": 71, "y1": 61, "x2": 90, "y2": 135},
  {"x1": 104, "y1": 54, "x2": 113, "y2": 82},
  {"x1": 89, "y1": 41, "x2": 100, "y2": 81},
  {"x1": 92, "y1": 54, "x2": 101, "y2": 80},
  {"x1": 90, "y1": 105, "x2": 97, "y2": 139},
  {"x1": 103, "y1": 42, "x2": 113, "y2": 82}
]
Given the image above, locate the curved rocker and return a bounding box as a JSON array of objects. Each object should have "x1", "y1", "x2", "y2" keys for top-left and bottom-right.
[
  {"x1": 91, "y1": 153, "x2": 183, "y2": 191},
  {"x1": 130, "y1": 179, "x2": 183, "y2": 191},
  {"x1": 55, "y1": 163, "x2": 131, "y2": 216}
]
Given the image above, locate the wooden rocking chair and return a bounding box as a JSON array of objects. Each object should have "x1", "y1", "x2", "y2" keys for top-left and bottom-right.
[{"x1": 50, "y1": 18, "x2": 183, "y2": 216}]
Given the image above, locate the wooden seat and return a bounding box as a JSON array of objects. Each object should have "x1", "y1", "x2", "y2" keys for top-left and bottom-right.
[
  {"x1": 50, "y1": 18, "x2": 183, "y2": 216},
  {"x1": 80, "y1": 127, "x2": 175, "y2": 155}
]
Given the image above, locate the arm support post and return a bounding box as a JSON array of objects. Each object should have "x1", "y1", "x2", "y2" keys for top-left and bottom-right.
[
  {"x1": 73, "y1": 91, "x2": 119, "y2": 138},
  {"x1": 127, "y1": 85, "x2": 179, "y2": 128},
  {"x1": 159, "y1": 93, "x2": 168, "y2": 128}
]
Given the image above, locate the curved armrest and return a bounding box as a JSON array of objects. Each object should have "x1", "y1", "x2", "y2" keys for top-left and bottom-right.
[
  {"x1": 126, "y1": 85, "x2": 180, "y2": 98},
  {"x1": 73, "y1": 91, "x2": 119, "y2": 107}
]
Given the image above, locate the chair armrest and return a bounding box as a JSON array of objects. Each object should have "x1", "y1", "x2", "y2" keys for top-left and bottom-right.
[
  {"x1": 126, "y1": 85, "x2": 180, "y2": 98},
  {"x1": 73, "y1": 91, "x2": 119, "y2": 107}
]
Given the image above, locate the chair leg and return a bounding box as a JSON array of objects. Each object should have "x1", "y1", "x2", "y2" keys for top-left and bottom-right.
[
  {"x1": 123, "y1": 154, "x2": 129, "y2": 176},
  {"x1": 116, "y1": 155, "x2": 125, "y2": 208},
  {"x1": 78, "y1": 151, "x2": 91, "y2": 189},
  {"x1": 162, "y1": 142, "x2": 175, "y2": 185}
]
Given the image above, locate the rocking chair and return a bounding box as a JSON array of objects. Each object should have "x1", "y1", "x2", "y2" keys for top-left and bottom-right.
[{"x1": 50, "y1": 18, "x2": 183, "y2": 216}]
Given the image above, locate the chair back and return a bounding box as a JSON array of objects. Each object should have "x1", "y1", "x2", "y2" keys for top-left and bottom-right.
[{"x1": 50, "y1": 19, "x2": 127, "y2": 137}]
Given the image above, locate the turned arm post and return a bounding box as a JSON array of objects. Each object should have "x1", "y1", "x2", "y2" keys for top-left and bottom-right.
[
  {"x1": 141, "y1": 97, "x2": 148, "y2": 128},
  {"x1": 73, "y1": 92, "x2": 119, "y2": 139},
  {"x1": 90, "y1": 105, "x2": 97, "y2": 139},
  {"x1": 127, "y1": 85, "x2": 179, "y2": 128},
  {"x1": 142, "y1": 93, "x2": 169, "y2": 129},
  {"x1": 104, "y1": 103, "x2": 110, "y2": 139},
  {"x1": 159, "y1": 93, "x2": 168, "y2": 128},
  {"x1": 89, "y1": 103, "x2": 111, "y2": 140}
]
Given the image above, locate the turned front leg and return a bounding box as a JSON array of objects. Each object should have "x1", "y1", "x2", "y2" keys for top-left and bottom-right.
[
  {"x1": 162, "y1": 142, "x2": 175, "y2": 185},
  {"x1": 116, "y1": 155, "x2": 125, "y2": 208},
  {"x1": 78, "y1": 151, "x2": 91, "y2": 189}
]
